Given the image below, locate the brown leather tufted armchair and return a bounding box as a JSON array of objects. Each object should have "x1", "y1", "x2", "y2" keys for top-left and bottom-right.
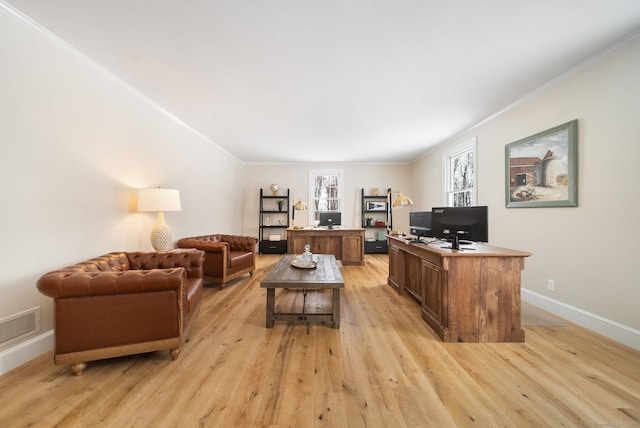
[
  {"x1": 36, "y1": 250, "x2": 204, "y2": 375},
  {"x1": 176, "y1": 234, "x2": 258, "y2": 288}
]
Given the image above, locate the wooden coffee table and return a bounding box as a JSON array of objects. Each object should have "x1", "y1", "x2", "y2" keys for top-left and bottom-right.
[{"x1": 260, "y1": 254, "x2": 344, "y2": 328}]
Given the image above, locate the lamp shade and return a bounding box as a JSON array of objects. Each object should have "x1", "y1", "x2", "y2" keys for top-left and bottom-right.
[
  {"x1": 391, "y1": 192, "x2": 413, "y2": 208},
  {"x1": 387, "y1": 190, "x2": 413, "y2": 208},
  {"x1": 137, "y1": 188, "x2": 182, "y2": 212},
  {"x1": 293, "y1": 200, "x2": 308, "y2": 211}
]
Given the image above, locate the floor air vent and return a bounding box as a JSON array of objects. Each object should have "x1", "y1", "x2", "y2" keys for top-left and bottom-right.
[{"x1": 0, "y1": 307, "x2": 40, "y2": 346}]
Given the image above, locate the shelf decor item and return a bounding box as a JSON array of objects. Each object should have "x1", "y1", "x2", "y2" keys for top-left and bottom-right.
[
  {"x1": 270, "y1": 183, "x2": 279, "y2": 196},
  {"x1": 366, "y1": 201, "x2": 386, "y2": 211}
]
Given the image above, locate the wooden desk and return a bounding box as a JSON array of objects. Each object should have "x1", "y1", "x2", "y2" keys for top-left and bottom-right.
[
  {"x1": 260, "y1": 254, "x2": 344, "y2": 328},
  {"x1": 287, "y1": 228, "x2": 365, "y2": 266},
  {"x1": 387, "y1": 235, "x2": 531, "y2": 343}
]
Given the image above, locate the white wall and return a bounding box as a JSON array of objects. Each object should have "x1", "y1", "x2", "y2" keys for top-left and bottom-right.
[
  {"x1": 243, "y1": 162, "x2": 411, "y2": 237},
  {"x1": 0, "y1": 6, "x2": 245, "y2": 372},
  {"x1": 411, "y1": 35, "x2": 640, "y2": 347}
]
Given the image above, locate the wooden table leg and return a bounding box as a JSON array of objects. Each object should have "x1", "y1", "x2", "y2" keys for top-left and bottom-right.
[
  {"x1": 266, "y1": 288, "x2": 275, "y2": 328},
  {"x1": 332, "y1": 288, "x2": 340, "y2": 328}
]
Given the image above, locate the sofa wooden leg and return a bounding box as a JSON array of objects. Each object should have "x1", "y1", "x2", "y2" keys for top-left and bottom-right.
[
  {"x1": 219, "y1": 283, "x2": 226, "y2": 290},
  {"x1": 71, "y1": 363, "x2": 87, "y2": 376},
  {"x1": 169, "y1": 348, "x2": 180, "y2": 360}
]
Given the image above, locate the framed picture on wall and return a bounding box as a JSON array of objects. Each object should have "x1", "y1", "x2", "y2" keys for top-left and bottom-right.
[{"x1": 505, "y1": 119, "x2": 578, "y2": 208}]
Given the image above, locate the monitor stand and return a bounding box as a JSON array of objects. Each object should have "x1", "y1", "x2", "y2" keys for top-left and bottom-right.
[{"x1": 441, "y1": 235, "x2": 475, "y2": 251}]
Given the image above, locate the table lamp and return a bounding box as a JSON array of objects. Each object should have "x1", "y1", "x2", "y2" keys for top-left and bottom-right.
[{"x1": 137, "y1": 187, "x2": 182, "y2": 251}]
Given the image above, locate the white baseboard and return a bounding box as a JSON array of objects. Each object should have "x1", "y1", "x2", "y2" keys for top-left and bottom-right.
[
  {"x1": 0, "y1": 330, "x2": 53, "y2": 376},
  {"x1": 522, "y1": 289, "x2": 640, "y2": 351}
]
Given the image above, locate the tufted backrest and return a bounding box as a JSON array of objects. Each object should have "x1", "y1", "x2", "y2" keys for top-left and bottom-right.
[
  {"x1": 218, "y1": 234, "x2": 257, "y2": 252},
  {"x1": 49, "y1": 251, "x2": 204, "y2": 279},
  {"x1": 57, "y1": 253, "x2": 131, "y2": 273},
  {"x1": 188, "y1": 235, "x2": 220, "y2": 243},
  {"x1": 177, "y1": 234, "x2": 257, "y2": 252},
  {"x1": 126, "y1": 251, "x2": 204, "y2": 278}
]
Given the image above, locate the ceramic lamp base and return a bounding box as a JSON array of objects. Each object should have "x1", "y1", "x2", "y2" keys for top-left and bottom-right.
[{"x1": 150, "y1": 212, "x2": 173, "y2": 251}]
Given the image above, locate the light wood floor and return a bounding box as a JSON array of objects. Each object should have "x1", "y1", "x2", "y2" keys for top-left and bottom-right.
[{"x1": 1, "y1": 254, "x2": 639, "y2": 427}]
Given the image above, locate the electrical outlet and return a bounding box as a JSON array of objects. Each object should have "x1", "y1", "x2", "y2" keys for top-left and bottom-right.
[{"x1": 547, "y1": 279, "x2": 556, "y2": 292}]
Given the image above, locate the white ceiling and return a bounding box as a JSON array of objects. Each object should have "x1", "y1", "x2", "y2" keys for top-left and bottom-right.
[{"x1": 6, "y1": 0, "x2": 640, "y2": 163}]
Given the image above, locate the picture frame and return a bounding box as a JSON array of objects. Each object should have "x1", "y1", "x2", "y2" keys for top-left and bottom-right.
[
  {"x1": 366, "y1": 201, "x2": 386, "y2": 211},
  {"x1": 505, "y1": 119, "x2": 578, "y2": 208}
]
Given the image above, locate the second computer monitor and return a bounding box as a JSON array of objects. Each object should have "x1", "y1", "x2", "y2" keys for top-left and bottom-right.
[
  {"x1": 409, "y1": 211, "x2": 432, "y2": 240},
  {"x1": 319, "y1": 212, "x2": 342, "y2": 229}
]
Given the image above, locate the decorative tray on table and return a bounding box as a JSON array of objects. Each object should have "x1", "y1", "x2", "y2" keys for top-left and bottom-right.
[{"x1": 291, "y1": 259, "x2": 317, "y2": 269}]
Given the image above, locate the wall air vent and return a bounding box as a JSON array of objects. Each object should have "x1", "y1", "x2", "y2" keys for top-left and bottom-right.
[{"x1": 0, "y1": 307, "x2": 40, "y2": 347}]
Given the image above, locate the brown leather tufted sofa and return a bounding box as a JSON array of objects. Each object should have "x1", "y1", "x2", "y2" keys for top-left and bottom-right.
[
  {"x1": 36, "y1": 250, "x2": 205, "y2": 375},
  {"x1": 176, "y1": 234, "x2": 258, "y2": 288}
]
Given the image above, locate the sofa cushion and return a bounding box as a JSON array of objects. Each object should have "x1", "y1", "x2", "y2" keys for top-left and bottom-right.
[{"x1": 228, "y1": 251, "x2": 253, "y2": 269}]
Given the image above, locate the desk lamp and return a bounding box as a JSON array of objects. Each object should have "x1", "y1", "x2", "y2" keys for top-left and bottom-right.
[
  {"x1": 387, "y1": 190, "x2": 413, "y2": 208},
  {"x1": 292, "y1": 200, "x2": 308, "y2": 229},
  {"x1": 386, "y1": 190, "x2": 413, "y2": 234},
  {"x1": 137, "y1": 187, "x2": 182, "y2": 251}
]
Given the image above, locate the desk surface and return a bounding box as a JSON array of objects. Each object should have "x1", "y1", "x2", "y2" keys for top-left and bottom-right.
[
  {"x1": 260, "y1": 254, "x2": 344, "y2": 289},
  {"x1": 387, "y1": 235, "x2": 532, "y2": 258},
  {"x1": 286, "y1": 227, "x2": 364, "y2": 232}
]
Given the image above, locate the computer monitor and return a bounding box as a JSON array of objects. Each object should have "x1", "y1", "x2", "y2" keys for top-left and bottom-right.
[
  {"x1": 431, "y1": 206, "x2": 488, "y2": 249},
  {"x1": 318, "y1": 212, "x2": 342, "y2": 229},
  {"x1": 409, "y1": 211, "x2": 431, "y2": 242}
]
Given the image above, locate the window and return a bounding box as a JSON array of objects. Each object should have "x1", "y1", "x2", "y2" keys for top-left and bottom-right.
[
  {"x1": 444, "y1": 138, "x2": 476, "y2": 207},
  {"x1": 309, "y1": 169, "x2": 343, "y2": 222}
]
